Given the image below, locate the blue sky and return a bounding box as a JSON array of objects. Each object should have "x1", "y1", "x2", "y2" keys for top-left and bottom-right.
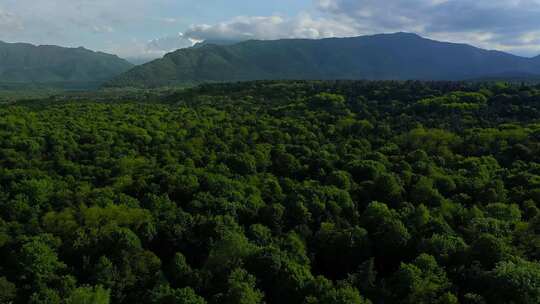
[{"x1": 1, "y1": 0, "x2": 540, "y2": 59}]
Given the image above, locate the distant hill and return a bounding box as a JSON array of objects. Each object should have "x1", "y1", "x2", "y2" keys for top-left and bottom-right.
[
  {"x1": 533, "y1": 55, "x2": 540, "y2": 67},
  {"x1": 0, "y1": 41, "x2": 133, "y2": 88},
  {"x1": 108, "y1": 33, "x2": 540, "y2": 88}
]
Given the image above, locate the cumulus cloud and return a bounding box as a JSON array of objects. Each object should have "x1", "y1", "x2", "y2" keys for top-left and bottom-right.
[
  {"x1": 3, "y1": 0, "x2": 540, "y2": 59},
  {"x1": 0, "y1": 0, "x2": 178, "y2": 58},
  {"x1": 147, "y1": 33, "x2": 197, "y2": 51},
  {"x1": 315, "y1": 0, "x2": 540, "y2": 32},
  {"x1": 132, "y1": 13, "x2": 359, "y2": 60},
  {"x1": 0, "y1": 9, "x2": 24, "y2": 36},
  {"x1": 314, "y1": 0, "x2": 540, "y2": 55},
  {"x1": 141, "y1": 0, "x2": 540, "y2": 57},
  {"x1": 183, "y1": 14, "x2": 358, "y2": 41},
  {"x1": 106, "y1": 34, "x2": 200, "y2": 61},
  {"x1": 0, "y1": 0, "x2": 165, "y2": 45}
]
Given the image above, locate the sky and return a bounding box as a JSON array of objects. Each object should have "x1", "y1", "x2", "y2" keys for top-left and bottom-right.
[{"x1": 1, "y1": 0, "x2": 540, "y2": 60}]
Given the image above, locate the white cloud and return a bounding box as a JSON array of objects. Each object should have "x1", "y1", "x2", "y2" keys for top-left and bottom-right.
[
  {"x1": 0, "y1": 0, "x2": 164, "y2": 45},
  {"x1": 0, "y1": 0, "x2": 173, "y2": 57},
  {"x1": 144, "y1": 0, "x2": 540, "y2": 57},
  {"x1": 314, "y1": 0, "x2": 540, "y2": 56},
  {"x1": 146, "y1": 33, "x2": 198, "y2": 53},
  {"x1": 92, "y1": 25, "x2": 114, "y2": 34},
  {"x1": 105, "y1": 33, "x2": 200, "y2": 60},
  {"x1": 0, "y1": 9, "x2": 24, "y2": 36},
  {"x1": 130, "y1": 13, "x2": 360, "y2": 60},
  {"x1": 160, "y1": 18, "x2": 179, "y2": 24},
  {"x1": 182, "y1": 13, "x2": 358, "y2": 41},
  {"x1": 3, "y1": 0, "x2": 540, "y2": 59}
]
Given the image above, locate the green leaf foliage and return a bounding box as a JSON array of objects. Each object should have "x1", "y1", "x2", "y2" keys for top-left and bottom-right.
[{"x1": 0, "y1": 80, "x2": 539, "y2": 303}]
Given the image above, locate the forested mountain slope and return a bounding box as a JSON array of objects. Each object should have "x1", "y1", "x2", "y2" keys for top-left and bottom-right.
[
  {"x1": 0, "y1": 41, "x2": 133, "y2": 87},
  {"x1": 108, "y1": 33, "x2": 540, "y2": 87}
]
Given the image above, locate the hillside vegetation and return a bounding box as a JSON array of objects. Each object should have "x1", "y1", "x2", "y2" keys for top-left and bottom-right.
[
  {"x1": 0, "y1": 41, "x2": 133, "y2": 87},
  {"x1": 108, "y1": 33, "x2": 540, "y2": 87},
  {"x1": 0, "y1": 81, "x2": 539, "y2": 303}
]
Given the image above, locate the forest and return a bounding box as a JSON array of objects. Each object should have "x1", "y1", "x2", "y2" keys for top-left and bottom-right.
[{"x1": 0, "y1": 80, "x2": 539, "y2": 303}]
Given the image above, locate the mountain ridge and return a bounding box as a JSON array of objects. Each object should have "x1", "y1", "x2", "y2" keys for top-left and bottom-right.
[
  {"x1": 0, "y1": 41, "x2": 133, "y2": 87},
  {"x1": 108, "y1": 33, "x2": 540, "y2": 87}
]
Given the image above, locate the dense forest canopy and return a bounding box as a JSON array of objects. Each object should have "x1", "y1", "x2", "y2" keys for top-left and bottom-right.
[{"x1": 0, "y1": 80, "x2": 540, "y2": 303}]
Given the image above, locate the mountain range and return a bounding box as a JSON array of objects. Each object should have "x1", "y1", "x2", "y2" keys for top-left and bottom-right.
[
  {"x1": 3, "y1": 33, "x2": 540, "y2": 89},
  {"x1": 108, "y1": 33, "x2": 540, "y2": 88},
  {"x1": 0, "y1": 41, "x2": 133, "y2": 88}
]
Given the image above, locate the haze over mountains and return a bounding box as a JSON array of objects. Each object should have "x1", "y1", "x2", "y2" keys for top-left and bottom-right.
[
  {"x1": 0, "y1": 41, "x2": 133, "y2": 88},
  {"x1": 109, "y1": 33, "x2": 540, "y2": 88}
]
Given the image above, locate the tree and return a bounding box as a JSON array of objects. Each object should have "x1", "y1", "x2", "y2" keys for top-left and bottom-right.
[
  {"x1": 305, "y1": 277, "x2": 371, "y2": 304},
  {"x1": 326, "y1": 170, "x2": 352, "y2": 191},
  {"x1": 168, "y1": 252, "x2": 194, "y2": 288},
  {"x1": 374, "y1": 173, "x2": 403, "y2": 205},
  {"x1": 314, "y1": 223, "x2": 371, "y2": 279},
  {"x1": 470, "y1": 234, "x2": 510, "y2": 269},
  {"x1": 389, "y1": 254, "x2": 452, "y2": 304},
  {"x1": 320, "y1": 284, "x2": 370, "y2": 304},
  {"x1": 271, "y1": 149, "x2": 301, "y2": 177},
  {"x1": 223, "y1": 268, "x2": 264, "y2": 304},
  {"x1": 18, "y1": 235, "x2": 65, "y2": 288},
  {"x1": 151, "y1": 286, "x2": 207, "y2": 304},
  {"x1": 485, "y1": 258, "x2": 540, "y2": 304},
  {"x1": 247, "y1": 224, "x2": 273, "y2": 246},
  {"x1": 246, "y1": 246, "x2": 313, "y2": 304},
  {"x1": 410, "y1": 177, "x2": 445, "y2": 207},
  {"x1": 0, "y1": 277, "x2": 17, "y2": 303},
  {"x1": 309, "y1": 93, "x2": 347, "y2": 111},
  {"x1": 420, "y1": 234, "x2": 468, "y2": 265},
  {"x1": 226, "y1": 153, "x2": 257, "y2": 175},
  {"x1": 28, "y1": 288, "x2": 61, "y2": 304},
  {"x1": 362, "y1": 202, "x2": 411, "y2": 266},
  {"x1": 66, "y1": 286, "x2": 110, "y2": 304},
  {"x1": 205, "y1": 231, "x2": 255, "y2": 272}
]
